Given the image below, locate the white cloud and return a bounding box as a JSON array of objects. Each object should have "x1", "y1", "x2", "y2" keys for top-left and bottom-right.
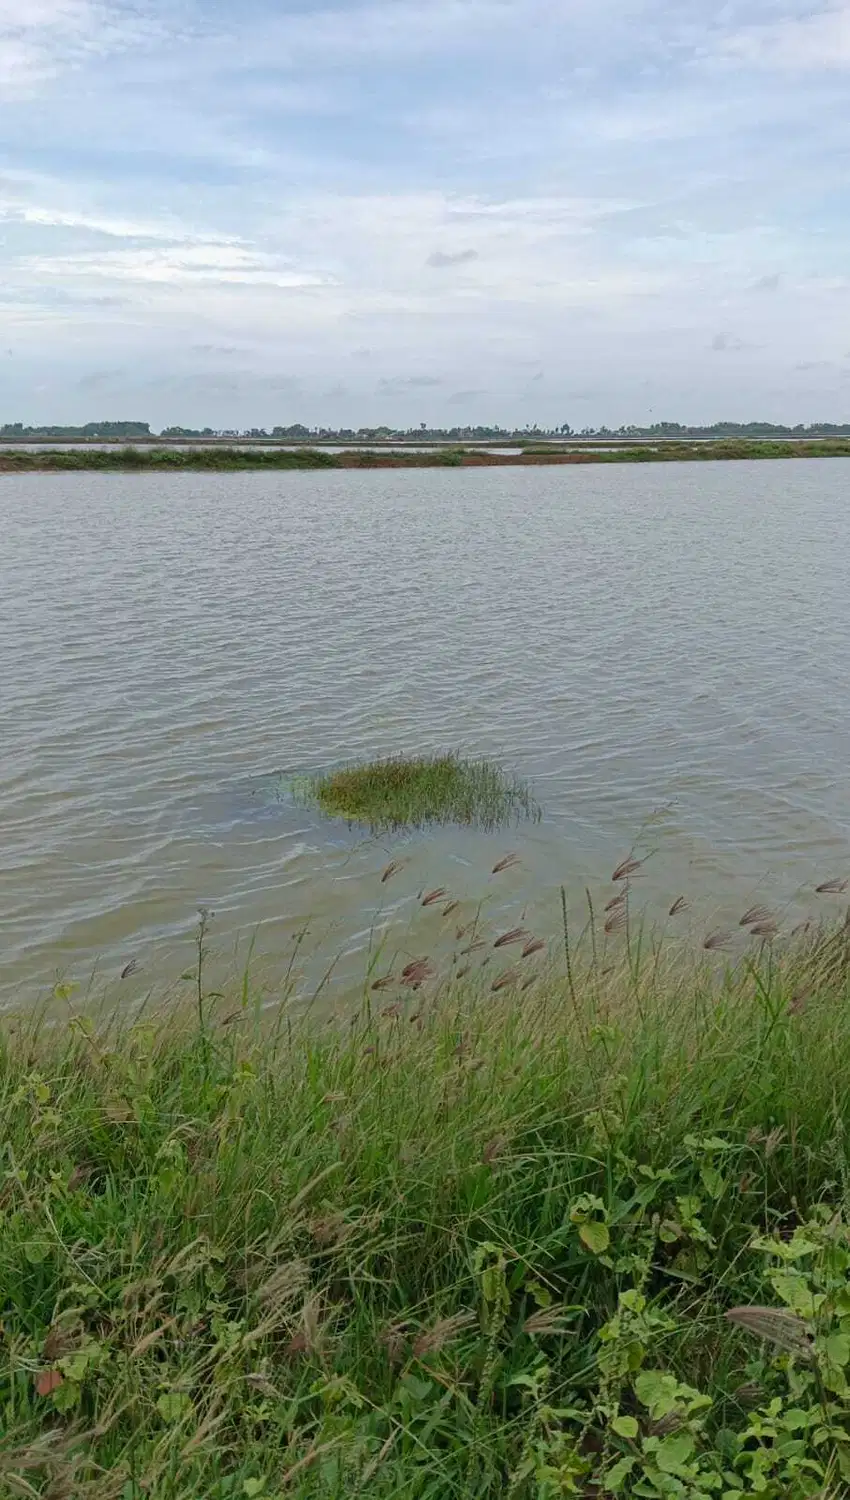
[
  {"x1": 2, "y1": 0, "x2": 850, "y2": 424},
  {"x1": 0, "y1": 0, "x2": 159, "y2": 94},
  {"x1": 721, "y1": 5, "x2": 850, "y2": 68},
  {"x1": 27, "y1": 243, "x2": 332, "y2": 289},
  {"x1": 0, "y1": 194, "x2": 241, "y2": 245}
]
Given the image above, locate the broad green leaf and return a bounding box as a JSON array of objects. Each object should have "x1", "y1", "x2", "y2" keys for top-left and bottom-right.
[
  {"x1": 825, "y1": 1333, "x2": 850, "y2": 1367},
  {"x1": 700, "y1": 1164, "x2": 725, "y2": 1200},
  {"x1": 400, "y1": 1373, "x2": 433, "y2": 1403},
  {"x1": 579, "y1": 1221, "x2": 610, "y2": 1254},
  {"x1": 635, "y1": 1371, "x2": 678, "y2": 1416},
  {"x1": 611, "y1": 1414, "x2": 639, "y2": 1438},
  {"x1": 156, "y1": 1392, "x2": 193, "y2": 1422},
  {"x1": 770, "y1": 1272, "x2": 821, "y2": 1318},
  {"x1": 605, "y1": 1457, "x2": 636, "y2": 1490},
  {"x1": 52, "y1": 1379, "x2": 82, "y2": 1413},
  {"x1": 655, "y1": 1431, "x2": 695, "y2": 1474}
]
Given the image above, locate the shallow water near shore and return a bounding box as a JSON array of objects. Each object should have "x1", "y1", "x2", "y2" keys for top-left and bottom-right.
[{"x1": 1, "y1": 460, "x2": 849, "y2": 1003}]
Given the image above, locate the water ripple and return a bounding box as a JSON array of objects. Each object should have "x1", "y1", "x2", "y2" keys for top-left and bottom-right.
[{"x1": 1, "y1": 462, "x2": 849, "y2": 997}]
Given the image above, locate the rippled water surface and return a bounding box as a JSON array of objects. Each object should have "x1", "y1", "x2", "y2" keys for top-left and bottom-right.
[{"x1": 2, "y1": 462, "x2": 849, "y2": 1002}]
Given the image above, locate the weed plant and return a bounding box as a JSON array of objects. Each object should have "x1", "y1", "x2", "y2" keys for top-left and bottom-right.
[
  {"x1": 3, "y1": 870, "x2": 850, "y2": 1496},
  {"x1": 301, "y1": 753, "x2": 540, "y2": 835}
]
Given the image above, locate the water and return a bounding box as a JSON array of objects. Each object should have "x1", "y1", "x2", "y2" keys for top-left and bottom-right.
[
  {"x1": 0, "y1": 443, "x2": 524, "y2": 455},
  {"x1": 1, "y1": 461, "x2": 848, "y2": 1003}
]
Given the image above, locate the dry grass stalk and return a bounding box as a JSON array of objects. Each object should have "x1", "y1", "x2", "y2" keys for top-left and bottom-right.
[
  {"x1": 703, "y1": 930, "x2": 732, "y2": 951},
  {"x1": 521, "y1": 938, "x2": 546, "y2": 958},
  {"x1": 788, "y1": 984, "x2": 813, "y2": 1016},
  {"x1": 379, "y1": 1321, "x2": 410, "y2": 1365},
  {"x1": 442, "y1": 901, "x2": 459, "y2": 916},
  {"x1": 412, "y1": 1311, "x2": 475, "y2": 1358},
  {"x1": 257, "y1": 1260, "x2": 310, "y2": 1314},
  {"x1": 492, "y1": 852, "x2": 520, "y2": 874},
  {"x1": 725, "y1": 1306, "x2": 814, "y2": 1357},
  {"x1": 130, "y1": 1319, "x2": 178, "y2": 1359},
  {"x1": 605, "y1": 907, "x2": 627, "y2": 935},
  {"x1": 750, "y1": 921, "x2": 779, "y2": 940},
  {"x1": 740, "y1": 905, "x2": 774, "y2": 928},
  {"x1": 491, "y1": 967, "x2": 522, "y2": 992},
  {"x1": 400, "y1": 958, "x2": 434, "y2": 988},
  {"x1": 494, "y1": 927, "x2": 529, "y2": 949},
  {"x1": 648, "y1": 1412, "x2": 684, "y2": 1437},
  {"x1": 612, "y1": 857, "x2": 642, "y2": 883},
  {"x1": 669, "y1": 895, "x2": 689, "y2": 916},
  {"x1": 371, "y1": 976, "x2": 396, "y2": 991},
  {"x1": 734, "y1": 1381, "x2": 766, "y2": 1406},
  {"x1": 42, "y1": 1321, "x2": 81, "y2": 1362},
  {"x1": 461, "y1": 940, "x2": 486, "y2": 955},
  {"x1": 421, "y1": 888, "x2": 447, "y2": 907},
  {"x1": 483, "y1": 1135, "x2": 509, "y2": 1163},
  {"x1": 380, "y1": 860, "x2": 405, "y2": 883},
  {"x1": 381, "y1": 1004, "x2": 403, "y2": 1020},
  {"x1": 816, "y1": 878, "x2": 848, "y2": 894},
  {"x1": 300, "y1": 1295, "x2": 326, "y2": 1359},
  {"x1": 605, "y1": 890, "x2": 629, "y2": 913},
  {"x1": 763, "y1": 1126, "x2": 786, "y2": 1157},
  {"x1": 521, "y1": 975, "x2": 537, "y2": 990},
  {"x1": 523, "y1": 1304, "x2": 578, "y2": 1336}
]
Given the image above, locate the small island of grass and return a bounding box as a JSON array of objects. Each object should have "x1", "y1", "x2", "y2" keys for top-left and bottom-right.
[{"x1": 301, "y1": 752, "x2": 540, "y2": 834}]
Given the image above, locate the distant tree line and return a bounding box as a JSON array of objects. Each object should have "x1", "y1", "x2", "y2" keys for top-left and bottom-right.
[
  {"x1": 0, "y1": 422, "x2": 152, "y2": 438},
  {"x1": 3, "y1": 419, "x2": 850, "y2": 441}
]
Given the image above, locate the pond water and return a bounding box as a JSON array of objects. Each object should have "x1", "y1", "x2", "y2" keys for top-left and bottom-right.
[{"x1": 1, "y1": 462, "x2": 848, "y2": 1003}]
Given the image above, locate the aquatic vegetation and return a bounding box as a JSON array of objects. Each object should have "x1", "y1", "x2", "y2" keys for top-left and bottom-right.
[
  {"x1": 302, "y1": 752, "x2": 541, "y2": 834},
  {"x1": 4, "y1": 436, "x2": 850, "y2": 471}
]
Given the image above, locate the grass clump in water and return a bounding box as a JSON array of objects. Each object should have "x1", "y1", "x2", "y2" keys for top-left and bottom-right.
[{"x1": 305, "y1": 751, "x2": 540, "y2": 833}]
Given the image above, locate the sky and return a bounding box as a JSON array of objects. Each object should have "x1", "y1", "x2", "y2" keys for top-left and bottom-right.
[{"x1": 1, "y1": 0, "x2": 850, "y2": 430}]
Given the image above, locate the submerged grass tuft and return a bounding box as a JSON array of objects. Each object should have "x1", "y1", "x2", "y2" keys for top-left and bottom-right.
[{"x1": 302, "y1": 751, "x2": 540, "y2": 833}]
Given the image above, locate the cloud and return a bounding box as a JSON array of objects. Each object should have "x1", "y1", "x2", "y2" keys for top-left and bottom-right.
[
  {"x1": 378, "y1": 375, "x2": 443, "y2": 391},
  {"x1": 27, "y1": 245, "x2": 330, "y2": 290},
  {"x1": 427, "y1": 248, "x2": 479, "y2": 268},
  {"x1": 722, "y1": 7, "x2": 850, "y2": 71},
  {"x1": 0, "y1": 0, "x2": 174, "y2": 96},
  {"x1": 795, "y1": 359, "x2": 832, "y2": 371},
  {"x1": 711, "y1": 332, "x2": 749, "y2": 353},
  {"x1": 0, "y1": 195, "x2": 232, "y2": 244},
  {"x1": 77, "y1": 366, "x2": 125, "y2": 389},
  {"x1": 149, "y1": 371, "x2": 303, "y2": 397},
  {"x1": 3, "y1": 0, "x2": 850, "y2": 426}
]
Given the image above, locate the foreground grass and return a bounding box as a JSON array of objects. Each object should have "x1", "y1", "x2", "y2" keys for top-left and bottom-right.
[
  {"x1": 4, "y1": 438, "x2": 850, "y2": 472},
  {"x1": 302, "y1": 753, "x2": 540, "y2": 834},
  {"x1": 4, "y1": 913, "x2": 850, "y2": 1498}
]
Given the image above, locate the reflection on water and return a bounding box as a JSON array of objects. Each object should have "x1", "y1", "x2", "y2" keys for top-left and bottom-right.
[{"x1": 1, "y1": 462, "x2": 848, "y2": 1002}]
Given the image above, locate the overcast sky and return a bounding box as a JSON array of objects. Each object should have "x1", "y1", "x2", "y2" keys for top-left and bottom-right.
[{"x1": 2, "y1": 0, "x2": 850, "y2": 429}]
